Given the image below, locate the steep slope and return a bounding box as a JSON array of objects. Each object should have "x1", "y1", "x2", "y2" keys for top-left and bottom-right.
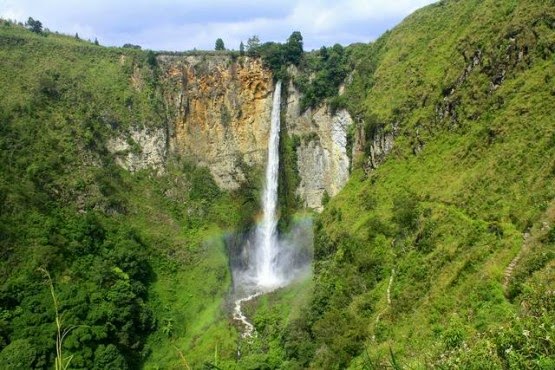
[
  {"x1": 0, "y1": 22, "x2": 253, "y2": 369},
  {"x1": 0, "y1": 21, "x2": 345, "y2": 369},
  {"x1": 274, "y1": 0, "x2": 555, "y2": 368},
  {"x1": 158, "y1": 54, "x2": 274, "y2": 190},
  {"x1": 0, "y1": 21, "x2": 332, "y2": 369}
]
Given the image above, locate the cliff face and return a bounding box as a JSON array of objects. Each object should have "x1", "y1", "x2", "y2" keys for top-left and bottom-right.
[
  {"x1": 158, "y1": 55, "x2": 274, "y2": 190},
  {"x1": 285, "y1": 80, "x2": 353, "y2": 211},
  {"x1": 106, "y1": 126, "x2": 167, "y2": 174},
  {"x1": 155, "y1": 55, "x2": 354, "y2": 210}
]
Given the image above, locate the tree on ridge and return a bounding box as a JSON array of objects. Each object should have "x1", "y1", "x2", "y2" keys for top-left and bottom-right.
[
  {"x1": 215, "y1": 38, "x2": 225, "y2": 51},
  {"x1": 26, "y1": 17, "x2": 43, "y2": 34}
]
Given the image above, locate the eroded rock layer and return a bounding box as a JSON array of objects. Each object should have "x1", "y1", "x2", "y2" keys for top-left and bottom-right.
[{"x1": 159, "y1": 54, "x2": 274, "y2": 190}]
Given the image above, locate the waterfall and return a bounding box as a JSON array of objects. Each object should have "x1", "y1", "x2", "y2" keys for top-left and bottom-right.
[
  {"x1": 231, "y1": 80, "x2": 312, "y2": 337},
  {"x1": 254, "y1": 80, "x2": 282, "y2": 289}
]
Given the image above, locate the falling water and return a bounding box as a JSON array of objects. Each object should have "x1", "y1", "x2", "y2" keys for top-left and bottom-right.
[
  {"x1": 254, "y1": 80, "x2": 282, "y2": 289},
  {"x1": 231, "y1": 80, "x2": 312, "y2": 338}
]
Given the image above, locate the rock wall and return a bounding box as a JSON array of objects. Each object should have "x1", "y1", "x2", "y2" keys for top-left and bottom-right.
[
  {"x1": 285, "y1": 80, "x2": 353, "y2": 211},
  {"x1": 106, "y1": 126, "x2": 167, "y2": 174},
  {"x1": 158, "y1": 54, "x2": 274, "y2": 190},
  {"x1": 111, "y1": 55, "x2": 355, "y2": 210},
  {"x1": 351, "y1": 123, "x2": 396, "y2": 172}
]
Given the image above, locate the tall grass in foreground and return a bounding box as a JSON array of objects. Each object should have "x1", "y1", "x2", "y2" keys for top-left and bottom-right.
[{"x1": 38, "y1": 268, "x2": 76, "y2": 370}]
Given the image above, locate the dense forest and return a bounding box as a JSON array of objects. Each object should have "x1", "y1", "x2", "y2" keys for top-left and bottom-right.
[{"x1": 1, "y1": 0, "x2": 554, "y2": 368}]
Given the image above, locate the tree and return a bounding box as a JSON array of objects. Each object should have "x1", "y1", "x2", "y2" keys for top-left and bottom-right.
[
  {"x1": 246, "y1": 35, "x2": 260, "y2": 56},
  {"x1": 239, "y1": 41, "x2": 245, "y2": 56},
  {"x1": 75, "y1": 33, "x2": 79, "y2": 40},
  {"x1": 319, "y1": 46, "x2": 329, "y2": 61},
  {"x1": 94, "y1": 38, "x2": 99, "y2": 45},
  {"x1": 215, "y1": 38, "x2": 225, "y2": 51},
  {"x1": 259, "y1": 42, "x2": 285, "y2": 72},
  {"x1": 146, "y1": 50, "x2": 157, "y2": 68},
  {"x1": 93, "y1": 345, "x2": 126, "y2": 369},
  {"x1": 122, "y1": 43, "x2": 141, "y2": 50},
  {"x1": 0, "y1": 340, "x2": 36, "y2": 369},
  {"x1": 286, "y1": 31, "x2": 303, "y2": 65},
  {"x1": 25, "y1": 17, "x2": 42, "y2": 34}
]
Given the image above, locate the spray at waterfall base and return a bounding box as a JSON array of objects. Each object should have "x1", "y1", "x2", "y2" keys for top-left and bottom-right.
[
  {"x1": 228, "y1": 80, "x2": 313, "y2": 299},
  {"x1": 229, "y1": 216, "x2": 313, "y2": 298},
  {"x1": 228, "y1": 215, "x2": 313, "y2": 338}
]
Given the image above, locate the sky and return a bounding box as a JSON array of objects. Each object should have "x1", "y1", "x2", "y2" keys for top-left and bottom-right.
[{"x1": 0, "y1": 0, "x2": 437, "y2": 51}]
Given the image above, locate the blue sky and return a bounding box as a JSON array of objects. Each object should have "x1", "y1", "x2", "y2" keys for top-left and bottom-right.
[{"x1": 0, "y1": 0, "x2": 437, "y2": 51}]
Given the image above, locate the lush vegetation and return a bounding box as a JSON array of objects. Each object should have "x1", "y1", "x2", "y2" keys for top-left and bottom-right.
[
  {"x1": 273, "y1": 0, "x2": 555, "y2": 368},
  {"x1": 246, "y1": 31, "x2": 305, "y2": 81},
  {"x1": 150, "y1": 0, "x2": 553, "y2": 368},
  {"x1": 0, "y1": 20, "x2": 255, "y2": 369},
  {"x1": 1, "y1": 0, "x2": 555, "y2": 368},
  {"x1": 245, "y1": 31, "x2": 351, "y2": 111},
  {"x1": 295, "y1": 44, "x2": 351, "y2": 112}
]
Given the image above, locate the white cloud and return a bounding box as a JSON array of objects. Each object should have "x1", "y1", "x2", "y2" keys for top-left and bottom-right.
[{"x1": 0, "y1": 0, "x2": 437, "y2": 50}]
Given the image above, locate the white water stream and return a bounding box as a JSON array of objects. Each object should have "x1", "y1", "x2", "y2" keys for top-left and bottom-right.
[
  {"x1": 232, "y1": 292, "x2": 262, "y2": 338},
  {"x1": 231, "y1": 81, "x2": 311, "y2": 338},
  {"x1": 233, "y1": 81, "x2": 283, "y2": 337},
  {"x1": 254, "y1": 80, "x2": 283, "y2": 289}
]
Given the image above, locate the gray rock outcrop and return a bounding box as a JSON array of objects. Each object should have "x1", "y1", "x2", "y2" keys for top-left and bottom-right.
[
  {"x1": 106, "y1": 126, "x2": 167, "y2": 174},
  {"x1": 286, "y1": 80, "x2": 353, "y2": 211}
]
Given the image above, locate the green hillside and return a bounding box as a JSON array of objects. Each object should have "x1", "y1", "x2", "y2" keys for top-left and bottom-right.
[
  {"x1": 280, "y1": 0, "x2": 555, "y2": 368},
  {"x1": 0, "y1": 21, "x2": 256, "y2": 369}
]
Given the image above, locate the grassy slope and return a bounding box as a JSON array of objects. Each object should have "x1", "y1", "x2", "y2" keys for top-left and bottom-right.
[
  {"x1": 0, "y1": 22, "x2": 251, "y2": 369},
  {"x1": 286, "y1": 0, "x2": 555, "y2": 368}
]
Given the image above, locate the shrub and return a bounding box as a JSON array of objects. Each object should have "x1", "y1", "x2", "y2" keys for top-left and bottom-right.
[
  {"x1": 321, "y1": 191, "x2": 330, "y2": 206},
  {"x1": 392, "y1": 193, "x2": 420, "y2": 233},
  {"x1": 0, "y1": 339, "x2": 36, "y2": 369}
]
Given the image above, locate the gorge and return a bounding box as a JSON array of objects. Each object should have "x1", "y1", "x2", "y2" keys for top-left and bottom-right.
[{"x1": 0, "y1": 0, "x2": 554, "y2": 369}]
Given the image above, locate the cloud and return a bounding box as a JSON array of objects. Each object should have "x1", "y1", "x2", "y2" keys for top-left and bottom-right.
[{"x1": 0, "y1": 0, "x2": 437, "y2": 50}]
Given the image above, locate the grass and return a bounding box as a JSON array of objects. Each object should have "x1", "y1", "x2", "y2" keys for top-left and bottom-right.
[
  {"x1": 144, "y1": 238, "x2": 237, "y2": 369},
  {"x1": 279, "y1": 0, "x2": 555, "y2": 368}
]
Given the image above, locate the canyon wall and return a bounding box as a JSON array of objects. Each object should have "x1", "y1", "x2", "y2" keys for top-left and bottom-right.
[
  {"x1": 158, "y1": 54, "x2": 274, "y2": 190},
  {"x1": 111, "y1": 54, "x2": 355, "y2": 210},
  {"x1": 284, "y1": 79, "x2": 353, "y2": 211}
]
